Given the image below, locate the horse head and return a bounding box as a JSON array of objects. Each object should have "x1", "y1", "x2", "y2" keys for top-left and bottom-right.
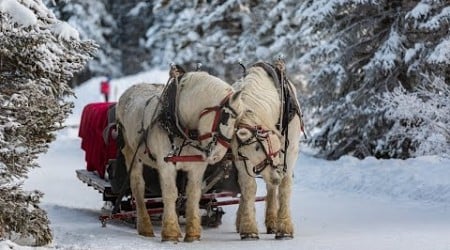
[
  {"x1": 232, "y1": 110, "x2": 284, "y2": 185},
  {"x1": 177, "y1": 71, "x2": 244, "y2": 165}
]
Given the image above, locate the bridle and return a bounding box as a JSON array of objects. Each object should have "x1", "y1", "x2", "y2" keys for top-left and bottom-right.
[
  {"x1": 165, "y1": 91, "x2": 239, "y2": 162},
  {"x1": 196, "y1": 91, "x2": 239, "y2": 157},
  {"x1": 235, "y1": 124, "x2": 282, "y2": 176}
]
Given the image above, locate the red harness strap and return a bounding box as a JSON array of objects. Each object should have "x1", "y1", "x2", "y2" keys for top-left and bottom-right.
[
  {"x1": 163, "y1": 155, "x2": 204, "y2": 163},
  {"x1": 164, "y1": 92, "x2": 233, "y2": 163},
  {"x1": 265, "y1": 134, "x2": 280, "y2": 158},
  {"x1": 197, "y1": 92, "x2": 233, "y2": 148}
]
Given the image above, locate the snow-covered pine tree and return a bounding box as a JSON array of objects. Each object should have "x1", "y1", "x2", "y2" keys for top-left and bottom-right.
[
  {"x1": 47, "y1": 0, "x2": 156, "y2": 79},
  {"x1": 109, "y1": 1, "x2": 154, "y2": 75},
  {"x1": 45, "y1": 0, "x2": 119, "y2": 79},
  {"x1": 47, "y1": 0, "x2": 445, "y2": 158},
  {"x1": 0, "y1": 0, "x2": 96, "y2": 245},
  {"x1": 147, "y1": 0, "x2": 283, "y2": 79},
  {"x1": 295, "y1": 0, "x2": 450, "y2": 159},
  {"x1": 380, "y1": 75, "x2": 449, "y2": 157}
]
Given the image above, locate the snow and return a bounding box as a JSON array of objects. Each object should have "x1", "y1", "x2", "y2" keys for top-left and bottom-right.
[
  {"x1": 427, "y1": 37, "x2": 450, "y2": 64},
  {"x1": 0, "y1": 0, "x2": 37, "y2": 27},
  {"x1": 127, "y1": 2, "x2": 149, "y2": 17},
  {"x1": 50, "y1": 21, "x2": 80, "y2": 41},
  {"x1": 419, "y1": 6, "x2": 450, "y2": 31},
  {"x1": 406, "y1": 2, "x2": 430, "y2": 20},
  {"x1": 2, "y1": 69, "x2": 450, "y2": 249},
  {"x1": 404, "y1": 43, "x2": 423, "y2": 63},
  {"x1": 365, "y1": 30, "x2": 402, "y2": 73}
]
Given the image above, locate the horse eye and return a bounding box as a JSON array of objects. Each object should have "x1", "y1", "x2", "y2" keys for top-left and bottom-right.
[{"x1": 255, "y1": 144, "x2": 260, "y2": 151}]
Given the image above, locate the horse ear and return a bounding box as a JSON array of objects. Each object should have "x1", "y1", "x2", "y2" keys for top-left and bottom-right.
[
  {"x1": 236, "y1": 128, "x2": 252, "y2": 141},
  {"x1": 169, "y1": 64, "x2": 186, "y2": 79}
]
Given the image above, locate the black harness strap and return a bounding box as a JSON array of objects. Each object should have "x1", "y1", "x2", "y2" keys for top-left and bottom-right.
[
  {"x1": 158, "y1": 66, "x2": 193, "y2": 140},
  {"x1": 112, "y1": 94, "x2": 160, "y2": 213}
]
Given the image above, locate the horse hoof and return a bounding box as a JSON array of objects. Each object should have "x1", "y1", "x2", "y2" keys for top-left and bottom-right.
[
  {"x1": 184, "y1": 235, "x2": 201, "y2": 242},
  {"x1": 240, "y1": 233, "x2": 259, "y2": 240},
  {"x1": 267, "y1": 228, "x2": 277, "y2": 234},
  {"x1": 161, "y1": 235, "x2": 180, "y2": 242},
  {"x1": 275, "y1": 232, "x2": 293, "y2": 240},
  {"x1": 138, "y1": 231, "x2": 155, "y2": 237}
]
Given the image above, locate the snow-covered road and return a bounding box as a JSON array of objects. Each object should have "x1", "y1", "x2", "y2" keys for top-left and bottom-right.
[{"x1": 21, "y1": 128, "x2": 450, "y2": 250}]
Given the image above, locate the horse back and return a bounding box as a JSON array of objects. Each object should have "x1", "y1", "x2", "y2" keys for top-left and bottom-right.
[{"x1": 116, "y1": 83, "x2": 164, "y2": 147}]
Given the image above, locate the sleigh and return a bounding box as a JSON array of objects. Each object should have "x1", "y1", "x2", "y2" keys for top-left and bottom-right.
[{"x1": 76, "y1": 102, "x2": 265, "y2": 228}]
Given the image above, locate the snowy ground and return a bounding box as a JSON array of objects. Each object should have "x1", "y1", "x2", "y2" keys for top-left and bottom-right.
[{"x1": 3, "y1": 70, "x2": 450, "y2": 250}]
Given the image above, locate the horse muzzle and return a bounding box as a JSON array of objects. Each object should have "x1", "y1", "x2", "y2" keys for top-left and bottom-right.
[{"x1": 269, "y1": 164, "x2": 285, "y2": 185}]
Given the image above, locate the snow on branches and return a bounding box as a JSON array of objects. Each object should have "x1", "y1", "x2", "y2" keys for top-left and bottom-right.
[
  {"x1": 380, "y1": 76, "x2": 450, "y2": 157},
  {"x1": 48, "y1": 0, "x2": 448, "y2": 158},
  {"x1": 0, "y1": 0, "x2": 96, "y2": 246},
  {"x1": 295, "y1": 0, "x2": 450, "y2": 158}
]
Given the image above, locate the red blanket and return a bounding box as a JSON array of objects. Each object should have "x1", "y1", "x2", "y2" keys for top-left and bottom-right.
[{"x1": 79, "y1": 102, "x2": 117, "y2": 178}]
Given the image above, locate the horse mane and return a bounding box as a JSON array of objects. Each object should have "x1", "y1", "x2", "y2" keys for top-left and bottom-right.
[
  {"x1": 234, "y1": 66, "x2": 281, "y2": 130},
  {"x1": 236, "y1": 62, "x2": 303, "y2": 133}
]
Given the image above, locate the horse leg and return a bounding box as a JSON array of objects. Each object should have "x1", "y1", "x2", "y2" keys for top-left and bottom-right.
[
  {"x1": 275, "y1": 170, "x2": 294, "y2": 239},
  {"x1": 235, "y1": 200, "x2": 242, "y2": 233},
  {"x1": 184, "y1": 164, "x2": 207, "y2": 242},
  {"x1": 128, "y1": 152, "x2": 154, "y2": 237},
  {"x1": 274, "y1": 169, "x2": 295, "y2": 240},
  {"x1": 275, "y1": 118, "x2": 300, "y2": 239},
  {"x1": 265, "y1": 183, "x2": 278, "y2": 234},
  {"x1": 236, "y1": 167, "x2": 259, "y2": 240},
  {"x1": 159, "y1": 164, "x2": 182, "y2": 241}
]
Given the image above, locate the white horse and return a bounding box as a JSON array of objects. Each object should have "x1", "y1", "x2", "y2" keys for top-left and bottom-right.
[
  {"x1": 231, "y1": 63, "x2": 302, "y2": 240},
  {"x1": 116, "y1": 71, "x2": 243, "y2": 242}
]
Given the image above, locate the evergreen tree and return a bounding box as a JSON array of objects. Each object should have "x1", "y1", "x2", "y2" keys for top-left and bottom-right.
[
  {"x1": 147, "y1": 0, "x2": 272, "y2": 78},
  {"x1": 147, "y1": 0, "x2": 449, "y2": 158},
  {"x1": 47, "y1": 0, "x2": 155, "y2": 80},
  {"x1": 0, "y1": 0, "x2": 96, "y2": 245},
  {"x1": 41, "y1": 0, "x2": 449, "y2": 158},
  {"x1": 294, "y1": 0, "x2": 450, "y2": 158},
  {"x1": 45, "y1": 0, "x2": 120, "y2": 79}
]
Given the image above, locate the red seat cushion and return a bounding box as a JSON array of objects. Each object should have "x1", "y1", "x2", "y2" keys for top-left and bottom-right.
[{"x1": 79, "y1": 102, "x2": 117, "y2": 178}]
